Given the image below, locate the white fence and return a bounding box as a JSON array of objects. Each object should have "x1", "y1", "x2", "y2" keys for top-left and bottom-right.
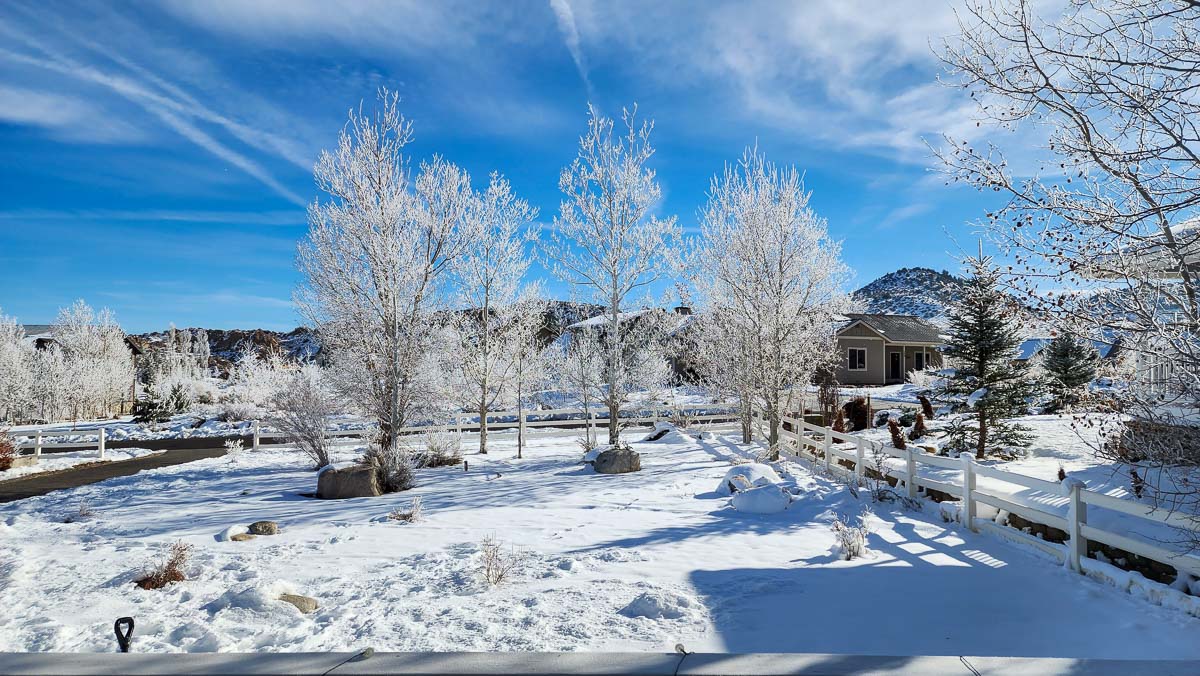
[
  {"x1": 768, "y1": 412, "x2": 1200, "y2": 580},
  {"x1": 14, "y1": 406, "x2": 739, "y2": 457}
]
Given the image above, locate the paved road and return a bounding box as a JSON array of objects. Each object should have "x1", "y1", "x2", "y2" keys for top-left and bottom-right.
[{"x1": 0, "y1": 447, "x2": 226, "y2": 504}]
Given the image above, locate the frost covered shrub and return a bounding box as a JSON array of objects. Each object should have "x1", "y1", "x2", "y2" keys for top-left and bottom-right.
[
  {"x1": 0, "y1": 429, "x2": 15, "y2": 471},
  {"x1": 270, "y1": 366, "x2": 335, "y2": 470},
  {"x1": 831, "y1": 511, "x2": 871, "y2": 561},
  {"x1": 888, "y1": 419, "x2": 907, "y2": 450},
  {"x1": 217, "y1": 400, "x2": 259, "y2": 423},
  {"x1": 366, "y1": 443, "x2": 417, "y2": 493},
  {"x1": 136, "y1": 541, "x2": 192, "y2": 590},
  {"x1": 418, "y1": 431, "x2": 463, "y2": 468},
  {"x1": 479, "y1": 534, "x2": 519, "y2": 585},
  {"x1": 388, "y1": 495, "x2": 423, "y2": 523},
  {"x1": 224, "y1": 438, "x2": 244, "y2": 461}
]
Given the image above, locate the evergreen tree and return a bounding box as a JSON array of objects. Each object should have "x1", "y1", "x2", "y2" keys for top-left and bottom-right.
[
  {"x1": 1042, "y1": 334, "x2": 1098, "y2": 409},
  {"x1": 941, "y1": 252, "x2": 1036, "y2": 457}
]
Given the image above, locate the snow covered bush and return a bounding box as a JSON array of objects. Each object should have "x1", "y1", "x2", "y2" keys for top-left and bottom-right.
[
  {"x1": 227, "y1": 347, "x2": 292, "y2": 410},
  {"x1": 418, "y1": 431, "x2": 462, "y2": 468},
  {"x1": 216, "y1": 400, "x2": 259, "y2": 424},
  {"x1": 224, "y1": 438, "x2": 244, "y2": 461},
  {"x1": 731, "y1": 484, "x2": 792, "y2": 514},
  {"x1": 136, "y1": 541, "x2": 192, "y2": 590},
  {"x1": 909, "y1": 413, "x2": 929, "y2": 441},
  {"x1": 831, "y1": 510, "x2": 871, "y2": 561},
  {"x1": 270, "y1": 366, "x2": 336, "y2": 470},
  {"x1": 388, "y1": 496, "x2": 423, "y2": 523},
  {"x1": 479, "y1": 534, "x2": 520, "y2": 585},
  {"x1": 365, "y1": 443, "x2": 417, "y2": 493},
  {"x1": 844, "y1": 397, "x2": 870, "y2": 432},
  {"x1": 716, "y1": 463, "x2": 783, "y2": 496},
  {"x1": 0, "y1": 429, "x2": 15, "y2": 472},
  {"x1": 888, "y1": 419, "x2": 907, "y2": 450}
]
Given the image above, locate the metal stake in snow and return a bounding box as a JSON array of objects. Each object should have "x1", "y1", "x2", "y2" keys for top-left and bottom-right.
[{"x1": 113, "y1": 617, "x2": 134, "y2": 653}]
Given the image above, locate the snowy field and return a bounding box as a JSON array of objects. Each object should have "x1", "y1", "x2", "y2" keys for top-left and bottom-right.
[
  {"x1": 3, "y1": 426, "x2": 1200, "y2": 657},
  {"x1": 0, "y1": 448, "x2": 162, "y2": 482}
]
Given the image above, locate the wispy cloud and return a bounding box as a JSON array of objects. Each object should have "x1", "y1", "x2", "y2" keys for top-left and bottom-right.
[
  {"x1": 548, "y1": 0, "x2": 593, "y2": 100},
  {"x1": 0, "y1": 5, "x2": 309, "y2": 205},
  {"x1": 0, "y1": 208, "x2": 303, "y2": 226}
]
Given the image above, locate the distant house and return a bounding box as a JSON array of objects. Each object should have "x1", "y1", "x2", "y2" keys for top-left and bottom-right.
[{"x1": 836, "y1": 314, "x2": 945, "y2": 386}]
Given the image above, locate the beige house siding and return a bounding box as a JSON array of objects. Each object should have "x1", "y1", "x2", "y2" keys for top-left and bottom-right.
[
  {"x1": 836, "y1": 339, "x2": 944, "y2": 386},
  {"x1": 838, "y1": 336, "x2": 885, "y2": 385}
]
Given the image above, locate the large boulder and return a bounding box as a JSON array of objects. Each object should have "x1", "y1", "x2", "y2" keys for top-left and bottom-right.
[
  {"x1": 317, "y1": 464, "x2": 381, "y2": 499},
  {"x1": 593, "y1": 447, "x2": 642, "y2": 474}
]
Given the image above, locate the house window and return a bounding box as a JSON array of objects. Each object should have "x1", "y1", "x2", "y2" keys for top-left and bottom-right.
[
  {"x1": 915, "y1": 351, "x2": 925, "y2": 371},
  {"x1": 848, "y1": 347, "x2": 867, "y2": 371}
]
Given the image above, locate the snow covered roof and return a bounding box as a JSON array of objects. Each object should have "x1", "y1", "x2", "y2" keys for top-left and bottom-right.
[
  {"x1": 567, "y1": 309, "x2": 654, "y2": 330},
  {"x1": 839, "y1": 314, "x2": 943, "y2": 344},
  {"x1": 21, "y1": 324, "x2": 52, "y2": 339}
]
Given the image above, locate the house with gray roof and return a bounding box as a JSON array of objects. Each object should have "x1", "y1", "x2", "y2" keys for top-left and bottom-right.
[{"x1": 835, "y1": 313, "x2": 945, "y2": 386}]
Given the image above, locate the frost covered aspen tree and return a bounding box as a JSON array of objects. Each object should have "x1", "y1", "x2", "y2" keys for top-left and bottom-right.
[
  {"x1": 449, "y1": 174, "x2": 539, "y2": 454},
  {"x1": 548, "y1": 105, "x2": 681, "y2": 443},
  {"x1": 693, "y1": 308, "x2": 757, "y2": 443},
  {"x1": 554, "y1": 329, "x2": 605, "y2": 448},
  {"x1": 699, "y1": 148, "x2": 850, "y2": 460},
  {"x1": 507, "y1": 291, "x2": 551, "y2": 459},
  {"x1": 938, "y1": 0, "x2": 1200, "y2": 535},
  {"x1": 298, "y1": 89, "x2": 473, "y2": 462},
  {"x1": 51, "y1": 301, "x2": 132, "y2": 423},
  {"x1": 0, "y1": 311, "x2": 34, "y2": 423}
]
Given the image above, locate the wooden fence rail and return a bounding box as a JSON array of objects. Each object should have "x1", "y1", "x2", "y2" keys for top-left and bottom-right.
[{"x1": 761, "y1": 410, "x2": 1200, "y2": 580}]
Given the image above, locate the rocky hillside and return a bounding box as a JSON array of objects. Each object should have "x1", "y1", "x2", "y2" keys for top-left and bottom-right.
[{"x1": 851, "y1": 267, "x2": 966, "y2": 323}]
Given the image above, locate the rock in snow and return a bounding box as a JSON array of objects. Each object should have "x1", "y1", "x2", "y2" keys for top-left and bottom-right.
[
  {"x1": 731, "y1": 484, "x2": 792, "y2": 514},
  {"x1": 278, "y1": 593, "x2": 319, "y2": 614},
  {"x1": 593, "y1": 447, "x2": 641, "y2": 474},
  {"x1": 317, "y1": 464, "x2": 380, "y2": 499},
  {"x1": 619, "y1": 590, "x2": 695, "y2": 620},
  {"x1": 716, "y1": 463, "x2": 782, "y2": 496},
  {"x1": 248, "y1": 521, "x2": 279, "y2": 535}
]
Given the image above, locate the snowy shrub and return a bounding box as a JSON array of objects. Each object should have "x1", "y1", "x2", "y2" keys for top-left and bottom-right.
[
  {"x1": 136, "y1": 541, "x2": 192, "y2": 590},
  {"x1": 667, "y1": 406, "x2": 695, "y2": 430},
  {"x1": 575, "y1": 434, "x2": 598, "y2": 455},
  {"x1": 418, "y1": 432, "x2": 463, "y2": 468},
  {"x1": 918, "y1": 394, "x2": 935, "y2": 419},
  {"x1": 479, "y1": 534, "x2": 520, "y2": 585},
  {"x1": 217, "y1": 400, "x2": 259, "y2": 424},
  {"x1": 888, "y1": 419, "x2": 907, "y2": 450},
  {"x1": 0, "y1": 429, "x2": 14, "y2": 472},
  {"x1": 831, "y1": 510, "x2": 871, "y2": 561},
  {"x1": 831, "y1": 408, "x2": 846, "y2": 433},
  {"x1": 366, "y1": 443, "x2": 417, "y2": 493},
  {"x1": 388, "y1": 496, "x2": 423, "y2": 523},
  {"x1": 731, "y1": 484, "x2": 792, "y2": 514},
  {"x1": 62, "y1": 500, "x2": 96, "y2": 524},
  {"x1": 717, "y1": 463, "x2": 783, "y2": 496},
  {"x1": 907, "y1": 369, "x2": 941, "y2": 392},
  {"x1": 270, "y1": 366, "x2": 335, "y2": 470},
  {"x1": 909, "y1": 413, "x2": 929, "y2": 441},
  {"x1": 224, "y1": 438, "x2": 244, "y2": 461}
]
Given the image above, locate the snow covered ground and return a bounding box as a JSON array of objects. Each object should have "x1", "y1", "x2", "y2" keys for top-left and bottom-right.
[
  {"x1": 0, "y1": 448, "x2": 162, "y2": 482},
  {"x1": 3, "y1": 426, "x2": 1200, "y2": 656}
]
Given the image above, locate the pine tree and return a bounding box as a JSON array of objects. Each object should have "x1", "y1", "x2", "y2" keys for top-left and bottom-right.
[
  {"x1": 1042, "y1": 334, "x2": 1098, "y2": 409},
  {"x1": 941, "y1": 252, "x2": 1036, "y2": 458}
]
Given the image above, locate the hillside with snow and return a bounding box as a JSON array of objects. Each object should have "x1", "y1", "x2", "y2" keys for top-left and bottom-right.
[{"x1": 851, "y1": 267, "x2": 965, "y2": 323}]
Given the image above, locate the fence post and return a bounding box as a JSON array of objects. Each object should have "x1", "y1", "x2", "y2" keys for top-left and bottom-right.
[
  {"x1": 960, "y1": 452, "x2": 976, "y2": 531},
  {"x1": 905, "y1": 446, "x2": 917, "y2": 500},
  {"x1": 455, "y1": 414, "x2": 462, "y2": 436},
  {"x1": 854, "y1": 437, "x2": 865, "y2": 483},
  {"x1": 1064, "y1": 477, "x2": 1088, "y2": 573},
  {"x1": 822, "y1": 427, "x2": 832, "y2": 472},
  {"x1": 35, "y1": 430, "x2": 42, "y2": 458},
  {"x1": 252, "y1": 420, "x2": 261, "y2": 451},
  {"x1": 98, "y1": 427, "x2": 106, "y2": 460}
]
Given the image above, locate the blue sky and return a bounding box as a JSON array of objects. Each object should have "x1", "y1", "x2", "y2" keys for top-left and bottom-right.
[{"x1": 0, "y1": 0, "x2": 1006, "y2": 332}]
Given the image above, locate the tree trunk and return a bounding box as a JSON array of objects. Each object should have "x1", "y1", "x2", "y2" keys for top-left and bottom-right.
[
  {"x1": 479, "y1": 398, "x2": 489, "y2": 455},
  {"x1": 768, "y1": 410, "x2": 781, "y2": 461},
  {"x1": 608, "y1": 400, "x2": 619, "y2": 445},
  {"x1": 976, "y1": 411, "x2": 987, "y2": 459}
]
